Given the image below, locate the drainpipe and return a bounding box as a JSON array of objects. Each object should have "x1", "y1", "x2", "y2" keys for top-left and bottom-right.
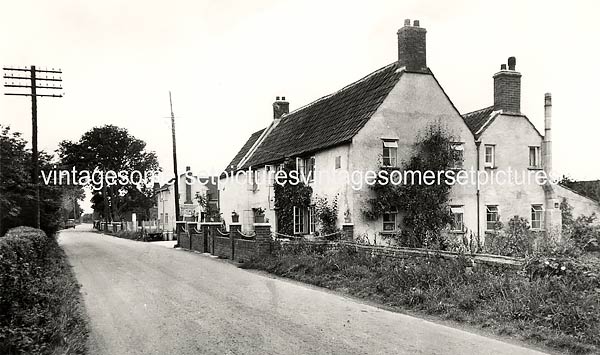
[{"x1": 475, "y1": 141, "x2": 481, "y2": 239}]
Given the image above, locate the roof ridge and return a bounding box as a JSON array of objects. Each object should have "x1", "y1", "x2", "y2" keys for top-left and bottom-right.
[{"x1": 281, "y1": 62, "x2": 398, "y2": 119}]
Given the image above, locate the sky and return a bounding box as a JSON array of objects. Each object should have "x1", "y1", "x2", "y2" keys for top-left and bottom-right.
[{"x1": 1, "y1": 0, "x2": 599, "y2": 212}]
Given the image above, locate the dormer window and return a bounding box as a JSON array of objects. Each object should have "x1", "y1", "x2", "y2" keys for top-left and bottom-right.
[
  {"x1": 529, "y1": 146, "x2": 541, "y2": 168},
  {"x1": 382, "y1": 140, "x2": 398, "y2": 167}
]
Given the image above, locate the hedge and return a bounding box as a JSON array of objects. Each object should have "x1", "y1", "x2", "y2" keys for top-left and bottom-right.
[{"x1": 0, "y1": 227, "x2": 88, "y2": 354}]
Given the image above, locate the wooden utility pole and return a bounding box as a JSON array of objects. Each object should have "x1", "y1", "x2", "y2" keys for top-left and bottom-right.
[
  {"x1": 3, "y1": 66, "x2": 63, "y2": 229},
  {"x1": 169, "y1": 91, "x2": 181, "y2": 224}
]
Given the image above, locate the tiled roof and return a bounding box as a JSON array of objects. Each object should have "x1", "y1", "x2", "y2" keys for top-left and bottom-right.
[
  {"x1": 223, "y1": 128, "x2": 265, "y2": 173},
  {"x1": 561, "y1": 180, "x2": 600, "y2": 203},
  {"x1": 462, "y1": 106, "x2": 495, "y2": 137},
  {"x1": 239, "y1": 62, "x2": 405, "y2": 168}
]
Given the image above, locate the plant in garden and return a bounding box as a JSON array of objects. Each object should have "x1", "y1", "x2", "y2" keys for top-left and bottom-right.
[
  {"x1": 314, "y1": 195, "x2": 339, "y2": 238},
  {"x1": 484, "y1": 216, "x2": 535, "y2": 257}
]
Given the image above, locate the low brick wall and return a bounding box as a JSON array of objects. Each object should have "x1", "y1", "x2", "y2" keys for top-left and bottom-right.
[
  {"x1": 190, "y1": 233, "x2": 204, "y2": 252},
  {"x1": 179, "y1": 233, "x2": 190, "y2": 249},
  {"x1": 233, "y1": 239, "x2": 255, "y2": 262},
  {"x1": 176, "y1": 224, "x2": 522, "y2": 272},
  {"x1": 214, "y1": 236, "x2": 231, "y2": 258}
]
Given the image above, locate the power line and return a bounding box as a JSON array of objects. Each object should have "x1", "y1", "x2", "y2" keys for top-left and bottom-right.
[{"x1": 3, "y1": 65, "x2": 64, "y2": 229}]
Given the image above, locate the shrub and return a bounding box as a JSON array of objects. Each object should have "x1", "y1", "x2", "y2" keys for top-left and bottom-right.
[
  {"x1": 484, "y1": 216, "x2": 535, "y2": 257},
  {"x1": 0, "y1": 227, "x2": 88, "y2": 354}
]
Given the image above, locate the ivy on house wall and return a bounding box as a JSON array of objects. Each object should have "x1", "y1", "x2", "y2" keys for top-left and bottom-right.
[
  {"x1": 274, "y1": 159, "x2": 313, "y2": 235},
  {"x1": 363, "y1": 124, "x2": 456, "y2": 249}
]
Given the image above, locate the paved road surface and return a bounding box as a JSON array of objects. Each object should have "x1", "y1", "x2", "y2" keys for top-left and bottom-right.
[{"x1": 60, "y1": 225, "x2": 548, "y2": 355}]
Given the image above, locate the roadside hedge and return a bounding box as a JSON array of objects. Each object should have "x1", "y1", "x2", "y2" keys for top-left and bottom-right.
[{"x1": 0, "y1": 227, "x2": 88, "y2": 354}]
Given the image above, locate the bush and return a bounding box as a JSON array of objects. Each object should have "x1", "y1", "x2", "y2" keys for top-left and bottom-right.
[{"x1": 0, "y1": 227, "x2": 88, "y2": 354}]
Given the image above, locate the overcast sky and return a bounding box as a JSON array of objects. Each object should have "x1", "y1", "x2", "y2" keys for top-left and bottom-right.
[{"x1": 2, "y1": 0, "x2": 599, "y2": 212}]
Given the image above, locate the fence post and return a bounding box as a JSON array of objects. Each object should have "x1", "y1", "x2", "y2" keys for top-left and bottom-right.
[{"x1": 253, "y1": 223, "x2": 272, "y2": 256}]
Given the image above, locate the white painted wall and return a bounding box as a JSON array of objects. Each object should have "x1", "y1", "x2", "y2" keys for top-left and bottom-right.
[
  {"x1": 477, "y1": 113, "x2": 551, "y2": 235},
  {"x1": 349, "y1": 72, "x2": 477, "y2": 242}
]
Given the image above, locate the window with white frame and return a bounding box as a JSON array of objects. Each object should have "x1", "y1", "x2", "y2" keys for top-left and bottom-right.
[
  {"x1": 309, "y1": 206, "x2": 316, "y2": 234},
  {"x1": 293, "y1": 206, "x2": 316, "y2": 235},
  {"x1": 486, "y1": 205, "x2": 498, "y2": 230},
  {"x1": 484, "y1": 145, "x2": 495, "y2": 168},
  {"x1": 451, "y1": 143, "x2": 464, "y2": 169},
  {"x1": 382, "y1": 211, "x2": 397, "y2": 231},
  {"x1": 531, "y1": 205, "x2": 544, "y2": 230},
  {"x1": 450, "y1": 206, "x2": 464, "y2": 232},
  {"x1": 529, "y1": 146, "x2": 541, "y2": 168},
  {"x1": 293, "y1": 206, "x2": 304, "y2": 234},
  {"x1": 382, "y1": 140, "x2": 398, "y2": 167}
]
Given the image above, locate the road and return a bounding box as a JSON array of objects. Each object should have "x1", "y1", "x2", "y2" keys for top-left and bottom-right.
[{"x1": 59, "y1": 225, "x2": 548, "y2": 355}]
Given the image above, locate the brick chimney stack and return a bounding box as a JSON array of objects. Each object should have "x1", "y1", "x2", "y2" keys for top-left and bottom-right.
[
  {"x1": 493, "y1": 57, "x2": 521, "y2": 114},
  {"x1": 273, "y1": 96, "x2": 289, "y2": 119},
  {"x1": 397, "y1": 19, "x2": 427, "y2": 72}
]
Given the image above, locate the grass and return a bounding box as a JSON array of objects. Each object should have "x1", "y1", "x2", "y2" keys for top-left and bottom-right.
[
  {"x1": 0, "y1": 227, "x2": 89, "y2": 355},
  {"x1": 243, "y1": 243, "x2": 600, "y2": 354}
]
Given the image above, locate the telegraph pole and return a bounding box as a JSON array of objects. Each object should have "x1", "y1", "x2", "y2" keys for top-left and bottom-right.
[
  {"x1": 169, "y1": 91, "x2": 181, "y2": 225},
  {"x1": 3, "y1": 66, "x2": 63, "y2": 228}
]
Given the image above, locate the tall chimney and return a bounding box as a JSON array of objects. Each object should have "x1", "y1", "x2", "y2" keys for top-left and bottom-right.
[
  {"x1": 543, "y1": 93, "x2": 552, "y2": 174},
  {"x1": 397, "y1": 19, "x2": 427, "y2": 72},
  {"x1": 493, "y1": 56, "x2": 521, "y2": 114},
  {"x1": 273, "y1": 96, "x2": 289, "y2": 119}
]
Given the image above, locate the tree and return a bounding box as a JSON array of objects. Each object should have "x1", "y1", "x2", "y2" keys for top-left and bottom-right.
[
  {"x1": 57, "y1": 125, "x2": 160, "y2": 222},
  {"x1": 0, "y1": 125, "x2": 64, "y2": 235}
]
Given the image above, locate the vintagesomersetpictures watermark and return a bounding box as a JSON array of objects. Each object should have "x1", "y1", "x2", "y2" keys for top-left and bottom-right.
[{"x1": 41, "y1": 166, "x2": 560, "y2": 191}]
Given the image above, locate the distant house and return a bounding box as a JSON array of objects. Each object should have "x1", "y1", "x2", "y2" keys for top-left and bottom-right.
[
  {"x1": 219, "y1": 19, "x2": 600, "y2": 242},
  {"x1": 156, "y1": 166, "x2": 219, "y2": 232}
]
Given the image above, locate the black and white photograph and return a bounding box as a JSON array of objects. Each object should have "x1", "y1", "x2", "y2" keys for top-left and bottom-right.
[{"x1": 1, "y1": 1, "x2": 599, "y2": 354}]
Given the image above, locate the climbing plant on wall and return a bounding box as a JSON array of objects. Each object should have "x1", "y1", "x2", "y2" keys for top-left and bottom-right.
[
  {"x1": 314, "y1": 195, "x2": 339, "y2": 238},
  {"x1": 273, "y1": 159, "x2": 313, "y2": 235},
  {"x1": 363, "y1": 124, "x2": 456, "y2": 249}
]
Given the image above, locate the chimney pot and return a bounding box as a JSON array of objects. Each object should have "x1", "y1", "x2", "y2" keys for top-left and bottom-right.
[
  {"x1": 404, "y1": 19, "x2": 411, "y2": 26},
  {"x1": 276, "y1": 96, "x2": 280, "y2": 100},
  {"x1": 413, "y1": 20, "x2": 420, "y2": 27},
  {"x1": 282, "y1": 96, "x2": 285, "y2": 100},
  {"x1": 508, "y1": 56, "x2": 516, "y2": 70},
  {"x1": 500, "y1": 64, "x2": 507, "y2": 70},
  {"x1": 186, "y1": 166, "x2": 190, "y2": 171}
]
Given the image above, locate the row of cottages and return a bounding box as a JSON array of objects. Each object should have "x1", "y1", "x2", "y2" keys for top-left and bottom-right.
[
  {"x1": 155, "y1": 166, "x2": 219, "y2": 233},
  {"x1": 219, "y1": 19, "x2": 600, "y2": 242}
]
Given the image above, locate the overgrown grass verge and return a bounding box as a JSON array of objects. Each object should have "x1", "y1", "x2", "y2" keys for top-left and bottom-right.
[
  {"x1": 0, "y1": 227, "x2": 88, "y2": 354},
  {"x1": 242, "y1": 243, "x2": 600, "y2": 354}
]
